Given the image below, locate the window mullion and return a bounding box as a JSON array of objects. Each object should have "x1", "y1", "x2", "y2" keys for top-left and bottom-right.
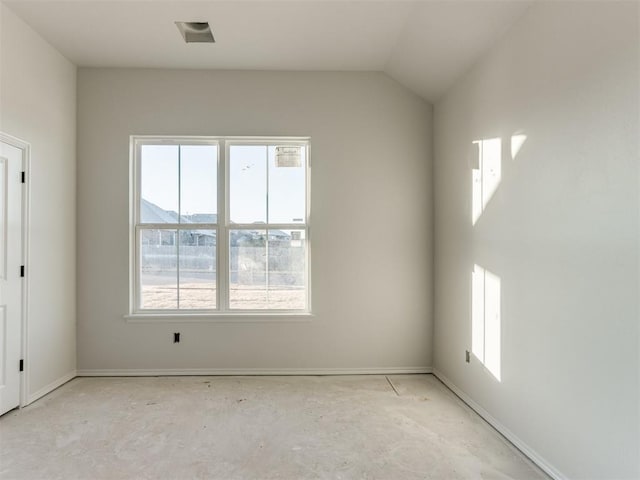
[
  {"x1": 265, "y1": 146, "x2": 270, "y2": 307},
  {"x1": 219, "y1": 141, "x2": 229, "y2": 312},
  {"x1": 177, "y1": 146, "x2": 182, "y2": 309}
]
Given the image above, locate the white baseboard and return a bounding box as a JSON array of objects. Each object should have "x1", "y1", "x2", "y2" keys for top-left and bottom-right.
[
  {"x1": 77, "y1": 366, "x2": 432, "y2": 377},
  {"x1": 433, "y1": 369, "x2": 566, "y2": 480},
  {"x1": 27, "y1": 370, "x2": 76, "y2": 405}
]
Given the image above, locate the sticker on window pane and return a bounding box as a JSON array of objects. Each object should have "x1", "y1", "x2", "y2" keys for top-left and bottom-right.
[
  {"x1": 180, "y1": 145, "x2": 218, "y2": 224},
  {"x1": 267, "y1": 229, "x2": 306, "y2": 309},
  {"x1": 178, "y1": 230, "x2": 216, "y2": 309},
  {"x1": 140, "y1": 229, "x2": 177, "y2": 309},
  {"x1": 229, "y1": 229, "x2": 267, "y2": 309},
  {"x1": 275, "y1": 146, "x2": 302, "y2": 167},
  {"x1": 268, "y1": 146, "x2": 305, "y2": 224},
  {"x1": 229, "y1": 146, "x2": 267, "y2": 224},
  {"x1": 140, "y1": 146, "x2": 179, "y2": 223}
]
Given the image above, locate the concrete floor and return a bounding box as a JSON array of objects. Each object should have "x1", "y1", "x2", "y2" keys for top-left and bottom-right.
[{"x1": 0, "y1": 375, "x2": 547, "y2": 479}]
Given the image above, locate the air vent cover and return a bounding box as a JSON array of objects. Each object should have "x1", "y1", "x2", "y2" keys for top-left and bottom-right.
[{"x1": 175, "y1": 22, "x2": 215, "y2": 43}]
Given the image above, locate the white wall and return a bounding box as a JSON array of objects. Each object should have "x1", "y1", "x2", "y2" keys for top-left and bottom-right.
[
  {"x1": 434, "y1": 2, "x2": 639, "y2": 479},
  {"x1": 0, "y1": 5, "x2": 77, "y2": 400},
  {"x1": 76, "y1": 69, "x2": 433, "y2": 373}
]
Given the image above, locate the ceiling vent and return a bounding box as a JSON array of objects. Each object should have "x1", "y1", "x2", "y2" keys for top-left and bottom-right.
[{"x1": 175, "y1": 22, "x2": 215, "y2": 43}]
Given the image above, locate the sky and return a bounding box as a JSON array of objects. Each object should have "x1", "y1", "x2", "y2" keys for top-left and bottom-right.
[{"x1": 140, "y1": 144, "x2": 306, "y2": 224}]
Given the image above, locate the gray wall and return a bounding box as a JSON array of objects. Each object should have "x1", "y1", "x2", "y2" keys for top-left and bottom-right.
[
  {"x1": 433, "y1": 2, "x2": 639, "y2": 479},
  {"x1": 76, "y1": 69, "x2": 433, "y2": 372},
  {"x1": 0, "y1": 5, "x2": 77, "y2": 400}
]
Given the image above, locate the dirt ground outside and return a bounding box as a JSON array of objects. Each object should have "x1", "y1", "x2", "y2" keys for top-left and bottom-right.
[{"x1": 141, "y1": 283, "x2": 305, "y2": 310}]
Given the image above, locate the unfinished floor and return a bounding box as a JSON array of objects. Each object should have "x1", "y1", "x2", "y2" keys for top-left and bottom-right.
[{"x1": 0, "y1": 375, "x2": 547, "y2": 479}]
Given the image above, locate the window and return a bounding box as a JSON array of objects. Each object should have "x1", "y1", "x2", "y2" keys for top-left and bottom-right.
[{"x1": 130, "y1": 137, "x2": 310, "y2": 316}]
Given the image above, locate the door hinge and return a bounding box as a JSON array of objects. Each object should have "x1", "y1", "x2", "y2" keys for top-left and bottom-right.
[
  {"x1": 19, "y1": 359, "x2": 23, "y2": 372},
  {"x1": 21, "y1": 171, "x2": 25, "y2": 183},
  {"x1": 20, "y1": 265, "x2": 24, "y2": 277}
]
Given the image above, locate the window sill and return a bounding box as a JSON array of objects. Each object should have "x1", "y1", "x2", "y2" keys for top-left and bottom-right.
[{"x1": 124, "y1": 312, "x2": 314, "y2": 323}]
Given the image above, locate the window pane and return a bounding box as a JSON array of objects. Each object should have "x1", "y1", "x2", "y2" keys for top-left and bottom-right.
[
  {"x1": 140, "y1": 229, "x2": 177, "y2": 309},
  {"x1": 229, "y1": 146, "x2": 267, "y2": 224},
  {"x1": 267, "y1": 229, "x2": 306, "y2": 309},
  {"x1": 180, "y1": 145, "x2": 218, "y2": 224},
  {"x1": 178, "y1": 230, "x2": 216, "y2": 309},
  {"x1": 268, "y1": 146, "x2": 306, "y2": 224},
  {"x1": 229, "y1": 229, "x2": 267, "y2": 309},
  {"x1": 140, "y1": 145, "x2": 179, "y2": 223}
]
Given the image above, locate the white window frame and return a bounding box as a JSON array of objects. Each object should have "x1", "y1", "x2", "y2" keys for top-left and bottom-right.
[{"x1": 127, "y1": 135, "x2": 311, "y2": 321}]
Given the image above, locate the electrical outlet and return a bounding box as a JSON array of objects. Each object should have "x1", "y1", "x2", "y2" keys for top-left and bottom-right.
[
  {"x1": 465, "y1": 350, "x2": 470, "y2": 363},
  {"x1": 174, "y1": 332, "x2": 180, "y2": 343}
]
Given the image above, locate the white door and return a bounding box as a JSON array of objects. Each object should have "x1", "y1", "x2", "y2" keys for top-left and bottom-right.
[{"x1": 0, "y1": 139, "x2": 23, "y2": 416}]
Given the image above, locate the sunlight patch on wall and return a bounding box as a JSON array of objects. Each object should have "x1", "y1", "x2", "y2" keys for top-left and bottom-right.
[
  {"x1": 472, "y1": 138, "x2": 501, "y2": 225},
  {"x1": 472, "y1": 264, "x2": 501, "y2": 381},
  {"x1": 510, "y1": 134, "x2": 527, "y2": 160}
]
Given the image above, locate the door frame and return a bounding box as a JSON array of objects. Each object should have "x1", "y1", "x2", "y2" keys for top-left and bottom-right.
[{"x1": 0, "y1": 132, "x2": 30, "y2": 408}]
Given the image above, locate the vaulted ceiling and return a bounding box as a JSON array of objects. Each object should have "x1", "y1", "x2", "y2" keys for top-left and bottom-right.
[{"x1": 3, "y1": 0, "x2": 532, "y2": 102}]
